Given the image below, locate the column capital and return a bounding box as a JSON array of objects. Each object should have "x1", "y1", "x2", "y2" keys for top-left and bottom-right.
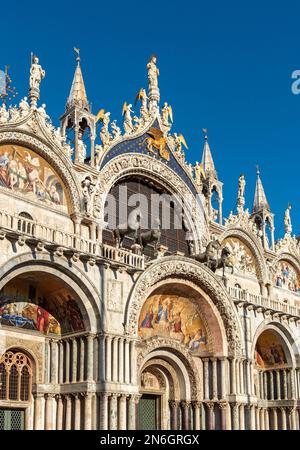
[
  {"x1": 205, "y1": 401, "x2": 215, "y2": 410},
  {"x1": 130, "y1": 394, "x2": 141, "y2": 404},
  {"x1": 287, "y1": 406, "x2": 296, "y2": 415},
  {"x1": 218, "y1": 401, "x2": 228, "y2": 410},
  {"x1": 81, "y1": 392, "x2": 94, "y2": 399},
  {"x1": 191, "y1": 400, "x2": 202, "y2": 408},
  {"x1": 98, "y1": 392, "x2": 111, "y2": 400},
  {"x1": 33, "y1": 392, "x2": 44, "y2": 399},
  {"x1": 45, "y1": 393, "x2": 55, "y2": 400},
  {"x1": 169, "y1": 400, "x2": 180, "y2": 408},
  {"x1": 181, "y1": 400, "x2": 191, "y2": 409}
]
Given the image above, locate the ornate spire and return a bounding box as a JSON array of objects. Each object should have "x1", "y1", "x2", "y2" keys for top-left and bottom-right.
[
  {"x1": 252, "y1": 166, "x2": 270, "y2": 213},
  {"x1": 66, "y1": 48, "x2": 89, "y2": 110},
  {"x1": 201, "y1": 129, "x2": 216, "y2": 174}
]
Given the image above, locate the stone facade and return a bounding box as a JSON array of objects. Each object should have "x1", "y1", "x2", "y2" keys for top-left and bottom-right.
[{"x1": 0, "y1": 54, "x2": 300, "y2": 430}]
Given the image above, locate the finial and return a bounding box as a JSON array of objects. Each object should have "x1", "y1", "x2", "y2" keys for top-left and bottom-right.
[
  {"x1": 74, "y1": 47, "x2": 80, "y2": 63},
  {"x1": 256, "y1": 164, "x2": 260, "y2": 176},
  {"x1": 202, "y1": 128, "x2": 208, "y2": 140}
]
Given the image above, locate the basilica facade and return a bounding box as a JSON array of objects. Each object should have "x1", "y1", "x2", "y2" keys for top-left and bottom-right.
[{"x1": 0, "y1": 53, "x2": 299, "y2": 431}]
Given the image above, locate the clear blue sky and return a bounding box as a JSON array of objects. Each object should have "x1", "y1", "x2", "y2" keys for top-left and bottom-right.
[{"x1": 1, "y1": 0, "x2": 299, "y2": 238}]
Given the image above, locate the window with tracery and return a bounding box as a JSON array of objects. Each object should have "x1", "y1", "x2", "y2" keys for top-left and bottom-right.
[{"x1": 0, "y1": 351, "x2": 32, "y2": 402}]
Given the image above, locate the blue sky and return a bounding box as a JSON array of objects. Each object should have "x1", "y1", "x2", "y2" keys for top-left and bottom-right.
[{"x1": 1, "y1": 0, "x2": 300, "y2": 238}]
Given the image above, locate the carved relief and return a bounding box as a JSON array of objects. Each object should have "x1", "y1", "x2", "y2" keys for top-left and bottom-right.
[{"x1": 106, "y1": 279, "x2": 123, "y2": 312}]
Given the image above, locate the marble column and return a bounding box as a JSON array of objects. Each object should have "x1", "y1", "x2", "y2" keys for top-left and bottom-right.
[
  {"x1": 65, "y1": 340, "x2": 70, "y2": 383},
  {"x1": 230, "y1": 358, "x2": 236, "y2": 394},
  {"x1": 99, "y1": 393, "x2": 109, "y2": 430},
  {"x1": 272, "y1": 408, "x2": 278, "y2": 430},
  {"x1": 58, "y1": 341, "x2": 64, "y2": 384},
  {"x1": 45, "y1": 393, "x2": 55, "y2": 430},
  {"x1": 105, "y1": 336, "x2": 112, "y2": 382},
  {"x1": 112, "y1": 338, "x2": 118, "y2": 382},
  {"x1": 260, "y1": 408, "x2": 265, "y2": 430},
  {"x1": 80, "y1": 337, "x2": 85, "y2": 382},
  {"x1": 276, "y1": 370, "x2": 281, "y2": 400},
  {"x1": 246, "y1": 404, "x2": 255, "y2": 430},
  {"x1": 181, "y1": 401, "x2": 190, "y2": 430},
  {"x1": 218, "y1": 402, "x2": 228, "y2": 430},
  {"x1": 206, "y1": 402, "x2": 215, "y2": 430},
  {"x1": 118, "y1": 338, "x2": 124, "y2": 383},
  {"x1": 259, "y1": 371, "x2": 264, "y2": 399},
  {"x1": 264, "y1": 371, "x2": 268, "y2": 400},
  {"x1": 72, "y1": 338, "x2": 78, "y2": 383},
  {"x1": 283, "y1": 369, "x2": 288, "y2": 400},
  {"x1": 56, "y1": 395, "x2": 63, "y2": 430},
  {"x1": 239, "y1": 404, "x2": 245, "y2": 430},
  {"x1": 109, "y1": 394, "x2": 118, "y2": 430},
  {"x1": 50, "y1": 340, "x2": 58, "y2": 384},
  {"x1": 256, "y1": 407, "x2": 260, "y2": 430},
  {"x1": 118, "y1": 394, "x2": 127, "y2": 430},
  {"x1": 130, "y1": 341, "x2": 137, "y2": 384},
  {"x1": 287, "y1": 407, "x2": 297, "y2": 430},
  {"x1": 220, "y1": 358, "x2": 227, "y2": 399},
  {"x1": 65, "y1": 395, "x2": 72, "y2": 430},
  {"x1": 265, "y1": 408, "x2": 270, "y2": 430},
  {"x1": 33, "y1": 393, "x2": 44, "y2": 430},
  {"x1": 270, "y1": 371, "x2": 274, "y2": 400},
  {"x1": 87, "y1": 335, "x2": 94, "y2": 381},
  {"x1": 169, "y1": 401, "x2": 179, "y2": 430},
  {"x1": 203, "y1": 359, "x2": 210, "y2": 400},
  {"x1": 231, "y1": 403, "x2": 239, "y2": 430},
  {"x1": 240, "y1": 360, "x2": 245, "y2": 394},
  {"x1": 98, "y1": 335, "x2": 105, "y2": 382},
  {"x1": 193, "y1": 401, "x2": 201, "y2": 430},
  {"x1": 84, "y1": 392, "x2": 93, "y2": 430},
  {"x1": 211, "y1": 358, "x2": 218, "y2": 400},
  {"x1": 280, "y1": 407, "x2": 287, "y2": 430},
  {"x1": 74, "y1": 394, "x2": 81, "y2": 430},
  {"x1": 124, "y1": 339, "x2": 130, "y2": 384},
  {"x1": 128, "y1": 395, "x2": 139, "y2": 430}
]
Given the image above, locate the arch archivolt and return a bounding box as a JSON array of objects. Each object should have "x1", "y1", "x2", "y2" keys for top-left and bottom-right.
[
  {"x1": 220, "y1": 227, "x2": 267, "y2": 282},
  {"x1": 94, "y1": 153, "x2": 209, "y2": 251},
  {"x1": 251, "y1": 320, "x2": 300, "y2": 367},
  {"x1": 126, "y1": 256, "x2": 243, "y2": 356},
  {"x1": 0, "y1": 130, "x2": 82, "y2": 214},
  {"x1": 138, "y1": 341, "x2": 200, "y2": 400},
  {"x1": 0, "y1": 252, "x2": 101, "y2": 333},
  {"x1": 142, "y1": 359, "x2": 176, "y2": 400},
  {"x1": 272, "y1": 252, "x2": 300, "y2": 278}
]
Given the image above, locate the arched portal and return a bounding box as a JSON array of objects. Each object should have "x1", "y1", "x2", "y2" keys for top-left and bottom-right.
[
  {"x1": 253, "y1": 326, "x2": 297, "y2": 430},
  {"x1": 136, "y1": 278, "x2": 233, "y2": 430},
  {"x1": 0, "y1": 271, "x2": 86, "y2": 335}
]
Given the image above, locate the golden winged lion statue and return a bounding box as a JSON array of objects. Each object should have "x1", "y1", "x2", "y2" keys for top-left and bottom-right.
[{"x1": 141, "y1": 127, "x2": 170, "y2": 161}]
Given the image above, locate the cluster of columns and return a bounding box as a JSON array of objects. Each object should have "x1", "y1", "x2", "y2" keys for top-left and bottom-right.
[
  {"x1": 47, "y1": 334, "x2": 95, "y2": 385},
  {"x1": 32, "y1": 392, "x2": 141, "y2": 430},
  {"x1": 102, "y1": 335, "x2": 137, "y2": 384},
  {"x1": 257, "y1": 368, "x2": 293, "y2": 400}
]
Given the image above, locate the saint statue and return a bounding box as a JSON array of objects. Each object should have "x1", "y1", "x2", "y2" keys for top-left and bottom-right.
[
  {"x1": 238, "y1": 174, "x2": 246, "y2": 198},
  {"x1": 284, "y1": 203, "x2": 292, "y2": 234},
  {"x1": 29, "y1": 55, "x2": 45, "y2": 91},
  {"x1": 147, "y1": 55, "x2": 159, "y2": 90}
]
